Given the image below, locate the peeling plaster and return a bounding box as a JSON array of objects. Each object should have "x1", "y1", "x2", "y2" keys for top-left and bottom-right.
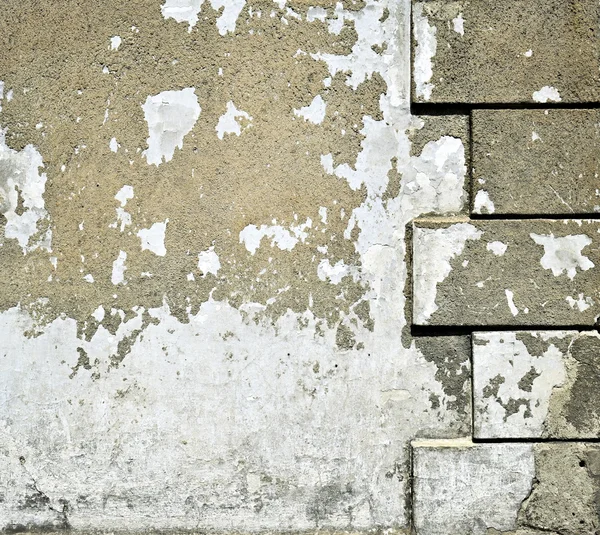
[
  {"x1": 473, "y1": 190, "x2": 495, "y2": 214},
  {"x1": 473, "y1": 332, "x2": 568, "y2": 438},
  {"x1": 294, "y1": 95, "x2": 327, "y2": 125},
  {"x1": 0, "y1": 129, "x2": 52, "y2": 253},
  {"x1": 216, "y1": 101, "x2": 252, "y2": 139},
  {"x1": 161, "y1": 0, "x2": 246, "y2": 35},
  {"x1": 532, "y1": 86, "x2": 562, "y2": 103},
  {"x1": 0, "y1": 0, "x2": 479, "y2": 529},
  {"x1": 137, "y1": 220, "x2": 168, "y2": 257},
  {"x1": 239, "y1": 218, "x2": 312, "y2": 255},
  {"x1": 142, "y1": 88, "x2": 200, "y2": 166},
  {"x1": 413, "y1": 3, "x2": 436, "y2": 101},
  {"x1": 530, "y1": 232, "x2": 594, "y2": 279},
  {"x1": 198, "y1": 246, "x2": 221, "y2": 277},
  {"x1": 413, "y1": 223, "x2": 482, "y2": 324}
]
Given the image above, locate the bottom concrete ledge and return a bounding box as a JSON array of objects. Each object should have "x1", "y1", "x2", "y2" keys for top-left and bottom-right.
[{"x1": 412, "y1": 440, "x2": 600, "y2": 535}]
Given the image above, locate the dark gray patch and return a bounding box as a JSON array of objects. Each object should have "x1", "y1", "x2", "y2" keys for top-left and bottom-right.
[
  {"x1": 306, "y1": 483, "x2": 354, "y2": 526},
  {"x1": 516, "y1": 332, "x2": 570, "y2": 357},
  {"x1": 482, "y1": 374, "x2": 505, "y2": 399},
  {"x1": 408, "y1": 114, "x2": 469, "y2": 159},
  {"x1": 563, "y1": 334, "x2": 600, "y2": 434},
  {"x1": 429, "y1": 392, "x2": 440, "y2": 410},
  {"x1": 501, "y1": 397, "x2": 532, "y2": 420},
  {"x1": 518, "y1": 366, "x2": 541, "y2": 393},
  {"x1": 69, "y1": 347, "x2": 92, "y2": 379},
  {"x1": 335, "y1": 323, "x2": 356, "y2": 351},
  {"x1": 414, "y1": 335, "x2": 471, "y2": 419}
]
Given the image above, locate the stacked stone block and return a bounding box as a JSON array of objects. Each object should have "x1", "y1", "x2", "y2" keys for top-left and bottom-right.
[{"x1": 410, "y1": 1, "x2": 600, "y2": 533}]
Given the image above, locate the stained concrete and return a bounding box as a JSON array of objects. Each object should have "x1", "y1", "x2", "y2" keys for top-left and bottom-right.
[
  {"x1": 412, "y1": 440, "x2": 536, "y2": 535},
  {"x1": 413, "y1": 218, "x2": 600, "y2": 326},
  {"x1": 413, "y1": 440, "x2": 600, "y2": 535},
  {"x1": 473, "y1": 331, "x2": 600, "y2": 439},
  {"x1": 0, "y1": 0, "x2": 480, "y2": 530},
  {"x1": 412, "y1": 0, "x2": 600, "y2": 103},
  {"x1": 472, "y1": 109, "x2": 600, "y2": 215}
]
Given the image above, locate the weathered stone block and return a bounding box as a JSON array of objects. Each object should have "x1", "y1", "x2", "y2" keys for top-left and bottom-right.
[
  {"x1": 412, "y1": 0, "x2": 600, "y2": 103},
  {"x1": 412, "y1": 440, "x2": 535, "y2": 535},
  {"x1": 412, "y1": 440, "x2": 600, "y2": 535},
  {"x1": 472, "y1": 109, "x2": 600, "y2": 215},
  {"x1": 473, "y1": 331, "x2": 600, "y2": 439},
  {"x1": 519, "y1": 443, "x2": 600, "y2": 534},
  {"x1": 412, "y1": 218, "x2": 600, "y2": 326}
]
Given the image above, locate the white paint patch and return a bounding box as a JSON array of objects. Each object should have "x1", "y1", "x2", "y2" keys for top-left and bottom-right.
[
  {"x1": 109, "y1": 137, "x2": 119, "y2": 153},
  {"x1": 530, "y1": 232, "x2": 594, "y2": 279},
  {"x1": 524, "y1": 49, "x2": 533, "y2": 57},
  {"x1": 413, "y1": 3, "x2": 436, "y2": 101},
  {"x1": 473, "y1": 332, "x2": 569, "y2": 438},
  {"x1": 84, "y1": 274, "x2": 95, "y2": 283},
  {"x1": 320, "y1": 153, "x2": 334, "y2": 174},
  {"x1": 197, "y1": 247, "x2": 221, "y2": 277},
  {"x1": 161, "y1": 0, "x2": 203, "y2": 31},
  {"x1": 306, "y1": 6, "x2": 327, "y2": 22},
  {"x1": 115, "y1": 185, "x2": 134, "y2": 207},
  {"x1": 531, "y1": 131, "x2": 541, "y2": 142},
  {"x1": 161, "y1": 0, "x2": 245, "y2": 35},
  {"x1": 452, "y1": 14, "x2": 464, "y2": 36},
  {"x1": 239, "y1": 218, "x2": 312, "y2": 255},
  {"x1": 532, "y1": 86, "x2": 561, "y2": 103},
  {"x1": 91, "y1": 306, "x2": 105, "y2": 322},
  {"x1": 413, "y1": 442, "x2": 535, "y2": 535},
  {"x1": 111, "y1": 250, "x2": 127, "y2": 285},
  {"x1": 216, "y1": 101, "x2": 252, "y2": 139},
  {"x1": 318, "y1": 206, "x2": 327, "y2": 224},
  {"x1": 142, "y1": 88, "x2": 200, "y2": 166},
  {"x1": 566, "y1": 293, "x2": 594, "y2": 312},
  {"x1": 473, "y1": 190, "x2": 495, "y2": 214},
  {"x1": 0, "y1": 130, "x2": 52, "y2": 253},
  {"x1": 317, "y1": 259, "x2": 350, "y2": 284},
  {"x1": 505, "y1": 289, "x2": 519, "y2": 316},
  {"x1": 211, "y1": 0, "x2": 246, "y2": 34},
  {"x1": 137, "y1": 220, "x2": 168, "y2": 256},
  {"x1": 413, "y1": 223, "x2": 482, "y2": 324},
  {"x1": 487, "y1": 241, "x2": 507, "y2": 256},
  {"x1": 110, "y1": 36, "x2": 122, "y2": 50},
  {"x1": 293, "y1": 95, "x2": 326, "y2": 125}
]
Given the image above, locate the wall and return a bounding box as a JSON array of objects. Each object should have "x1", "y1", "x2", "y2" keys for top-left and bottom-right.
[{"x1": 0, "y1": 0, "x2": 598, "y2": 533}]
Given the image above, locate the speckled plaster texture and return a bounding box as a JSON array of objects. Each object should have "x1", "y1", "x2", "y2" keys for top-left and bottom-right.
[
  {"x1": 411, "y1": 0, "x2": 600, "y2": 103},
  {"x1": 0, "y1": 0, "x2": 474, "y2": 531}
]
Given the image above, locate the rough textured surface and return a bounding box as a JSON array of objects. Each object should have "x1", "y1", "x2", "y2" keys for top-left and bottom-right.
[
  {"x1": 413, "y1": 440, "x2": 600, "y2": 535},
  {"x1": 472, "y1": 109, "x2": 600, "y2": 215},
  {"x1": 412, "y1": 440, "x2": 536, "y2": 535},
  {"x1": 411, "y1": 0, "x2": 600, "y2": 103},
  {"x1": 473, "y1": 331, "x2": 600, "y2": 439},
  {"x1": 413, "y1": 218, "x2": 600, "y2": 326},
  {"x1": 519, "y1": 443, "x2": 600, "y2": 535},
  {"x1": 0, "y1": 0, "x2": 476, "y2": 530}
]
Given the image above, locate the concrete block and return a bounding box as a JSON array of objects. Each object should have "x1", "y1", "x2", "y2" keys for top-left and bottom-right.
[
  {"x1": 473, "y1": 331, "x2": 600, "y2": 439},
  {"x1": 472, "y1": 109, "x2": 600, "y2": 215},
  {"x1": 412, "y1": 440, "x2": 535, "y2": 535},
  {"x1": 412, "y1": 218, "x2": 600, "y2": 326},
  {"x1": 413, "y1": 441, "x2": 600, "y2": 535},
  {"x1": 519, "y1": 443, "x2": 600, "y2": 534},
  {"x1": 412, "y1": 0, "x2": 600, "y2": 103}
]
